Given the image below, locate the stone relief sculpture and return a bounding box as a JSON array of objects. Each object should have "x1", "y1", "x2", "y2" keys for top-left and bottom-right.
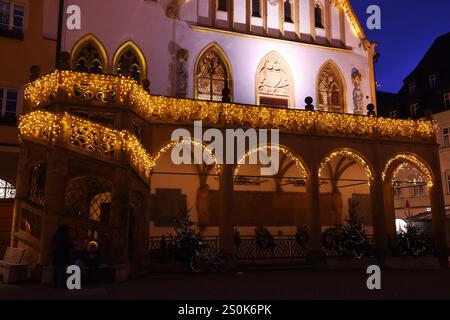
[
  {"x1": 257, "y1": 52, "x2": 291, "y2": 98},
  {"x1": 352, "y1": 68, "x2": 364, "y2": 114},
  {"x1": 176, "y1": 48, "x2": 189, "y2": 98}
]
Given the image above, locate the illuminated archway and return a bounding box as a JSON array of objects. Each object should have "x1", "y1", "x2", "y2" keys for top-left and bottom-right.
[
  {"x1": 382, "y1": 153, "x2": 433, "y2": 188},
  {"x1": 234, "y1": 145, "x2": 308, "y2": 179},
  {"x1": 319, "y1": 148, "x2": 373, "y2": 182},
  {"x1": 319, "y1": 148, "x2": 374, "y2": 228},
  {"x1": 152, "y1": 139, "x2": 221, "y2": 174}
]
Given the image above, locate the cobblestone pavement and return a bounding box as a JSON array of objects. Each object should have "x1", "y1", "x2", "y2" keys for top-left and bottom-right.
[{"x1": 0, "y1": 269, "x2": 449, "y2": 300}]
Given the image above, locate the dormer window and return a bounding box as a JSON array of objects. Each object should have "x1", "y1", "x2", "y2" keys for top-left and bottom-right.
[
  {"x1": 218, "y1": 0, "x2": 228, "y2": 12},
  {"x1": 410, "y1": 103, "x2": 419, "y2": 118},
  {"x1": 409, "y1": 82, "x2": 417, "y2": 95},
  {"x1": 252, "y1": 0, "x2": 261, "y2": 17},
  {"x1": 315, "y1": 3, "x2": 324, "y2": 28},
  {"x1": 429, "y1": 73, "x2": 439, "y2": 89},
  {"x1": 284, "y1": 1, "x2": 293, "y2": 23}
]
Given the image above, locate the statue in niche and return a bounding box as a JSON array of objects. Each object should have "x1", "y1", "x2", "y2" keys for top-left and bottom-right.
[
  {"x1": 257, "y1": 56, "x2": 290, "y2": 97},
  {"x1": 352, "y1": 68, "x2": 364, "y2": 114},
  {"x1": 318, "y1": 66, "x2": 343, "y2": 112},
  {"x1": 176, "y1": 48, "x2": 189, "y2": 98}
]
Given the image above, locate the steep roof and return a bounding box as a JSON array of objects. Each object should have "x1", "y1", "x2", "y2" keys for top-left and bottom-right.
[
  {"x1": 403, "y1": 32, "x2": 450, "y2": 83},
  {"x1": 339, "y1": 0, "x2": 369, "y2": 44}
]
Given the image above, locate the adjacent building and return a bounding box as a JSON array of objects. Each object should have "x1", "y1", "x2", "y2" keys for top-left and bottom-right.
[{"x1": 0, "y1": 0, "x2": 57, "y2": 253}]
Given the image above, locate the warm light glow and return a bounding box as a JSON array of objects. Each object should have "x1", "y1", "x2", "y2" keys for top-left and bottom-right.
[
  {"x1": 319, "y1": 149, "x2": 373, "y2": 184},
  {"x1": 24, "y1": 70, "x2": 436, "y2": 141},
  {"x1": 234, "y1": 145, "x2": 308, "y2": 178},
  {"x1": 382, "y1": 154, "x2": 434, "y2": 188}
]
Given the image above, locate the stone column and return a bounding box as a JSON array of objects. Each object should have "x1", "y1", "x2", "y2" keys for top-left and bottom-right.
[
  {"x1": 306, "y1": 164, "x2": 324, "y2": 265},
  {"x1": 109, "y1": 167, "x2": 130, "y2": 265},
  {"x1": 430, "y1": 149, "x2": 449, "y2": 261},
  {"x1": 11, "y1": 145, "x2": 32, "y2": 247},
  {"x1": 39, "y1": 150, "x2": 68, "y2": 265},
  {"x1": 370, "y1": 171, "x2": 389, "y2": 260},
  {"x1": 218, "y1": 163, "x2": 235, "y2": 261}
]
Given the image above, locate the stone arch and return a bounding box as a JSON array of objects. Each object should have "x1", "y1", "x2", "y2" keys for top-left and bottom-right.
[
  {"x1": 151, "y1": 139, "x2": 221, "y2": 174},
  {"x1": 234, "y1": 144, "x2": 309, "y2": 179},
  {"x1": 256, "y1": 51, "x2": 295, "y2": 108},
  {"x1": 319, "y1": 148, "x2": 373, "y2": 181},
  {"x1": 316, "y1": 60, "x2": 347, "y2": 113},
  {"x1": 112, "y1": 40, "x2": 147, "y2": 81},
  {"x1": 194, "y1": 42, "x2": 233, "y2": 102},
  {"x1": 382, "y1": 153, "x2": 434, "y2": 188},
  {"x1": 71, "y1": 34, "x2": 109, "y2": 73}
]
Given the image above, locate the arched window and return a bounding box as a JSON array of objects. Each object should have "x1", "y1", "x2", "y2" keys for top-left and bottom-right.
[
  {"x1": 71, "y1": 35, "x2": 107, "y2": 74},
  {"x1": 315, "y1": 3, "x2": 324, "y2": 28},
  {"x1": 65, "y1": 177, "x2": 112, "y2": 223},
  {"x1": 0, "y1": 179, "x2": 15, "y2": 199},
  {"x1": 252, "y1": 0, "x2": 261, "y2": 17},
  {"x1": 256, "y1": 51, "x2": 294, "y2": 108},
  {"x1": 113, "y1": 42, "x2": 147, "y2": 83},
  {"x1": 195, "y1": 44, "x2": 232, "y2": 102},
  {"x1": 317, "y1": 61, "x2": 345, "y2": 112},
  {"x1": 284, "y1": 1, "x2": 293, "y2": 23}
]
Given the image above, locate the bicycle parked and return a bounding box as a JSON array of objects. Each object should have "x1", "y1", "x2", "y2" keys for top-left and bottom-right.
[{"x1": 190, "y1": 242, "x2": 230, "y2": 273}]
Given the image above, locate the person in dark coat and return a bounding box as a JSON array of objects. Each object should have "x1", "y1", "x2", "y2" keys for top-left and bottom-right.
[{"x1": 52, "y1": 225, "x2": 73, "y2": 288}]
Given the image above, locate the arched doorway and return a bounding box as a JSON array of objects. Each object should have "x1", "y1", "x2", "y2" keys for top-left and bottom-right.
[
  {"x1": 382, "y1": 153, "x2": 434, "y2": 236},
  {"x1": 318, "y1": 149, "x2": 373, "y2": 232},
  {"x1": 233, "y1": 145, "x2": 309, "y2": 259}
]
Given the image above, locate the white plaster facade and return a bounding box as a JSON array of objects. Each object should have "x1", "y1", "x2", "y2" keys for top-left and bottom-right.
[{"x1": 51, "y1": 0, "x2": 376, "y2": 113}]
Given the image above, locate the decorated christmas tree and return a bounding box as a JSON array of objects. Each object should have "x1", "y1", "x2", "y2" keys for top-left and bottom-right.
[{"x1": 173, "y1": 208, "x2": 203, "y2": 261}]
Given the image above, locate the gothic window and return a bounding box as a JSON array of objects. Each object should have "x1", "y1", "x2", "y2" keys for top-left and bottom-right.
[
  {"x1": 29, "y1": 163, "x2": 47, "y2": 206},
  {"x1": 315, "y1": 3, "x2": 323, "y2": 28},
  {"x1": 196, "y1": 46, "x2": 231, "y2": 102},
  {"x1": 218, "y1": 0, "x2": 228, "y2": 11},
  {"x1": 284, "y1": 1, "x2": 293, "y2": 23},
  {"x1": 115, "y1": 48, "x2": 143, "y2": 82},
  {"x1": 252, "y1": 0, "x2": 261, "y2": 17},
  {"x1": 317, "y1": 62, "x2": 345, "y2": 112},
  {"x1": 73, "y1": 39, "x2": 106, "y2": 74},
  {"x1": 256, "y1": 51, "x2": 294, "y2": 108},
  {"x1": 65, "y1": 177, "x2": 112, "y2": 223},
  {"x1": 0, "y1": 178, "x2": 15, "y2": 199}
]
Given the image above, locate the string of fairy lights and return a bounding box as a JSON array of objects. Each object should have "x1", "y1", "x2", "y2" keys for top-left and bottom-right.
[
  {"x1": 24, "y1": 70, "x2": 437, "y2": 140},
  {"x1": 20, "y1": 70, "x2": 437, "y2": 187}
]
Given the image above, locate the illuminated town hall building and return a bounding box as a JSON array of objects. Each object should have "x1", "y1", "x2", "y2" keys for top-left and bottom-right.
[{"x1": 6, "y1": 0, "x2": 448, "y2": 276}]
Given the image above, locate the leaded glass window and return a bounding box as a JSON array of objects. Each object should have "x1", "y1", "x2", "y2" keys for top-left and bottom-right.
[{"x1": 196, "y1": 49, "x2": 230, "y2": 102}]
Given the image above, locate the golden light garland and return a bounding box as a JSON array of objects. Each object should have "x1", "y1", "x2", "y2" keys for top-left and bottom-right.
[
  {"x1": 234, "y1": 145, "x2": 308, "y2": 178},
  {"x1": 382, "y1": 154, "x2": 433, "y2": 188},
  {"x1": 19, "y1": 111, "x2": 224, "y2": 182},
  {"x1": 20, "y1": 111, "x2": 153, "y2": 183},
  {"x1": 24, "y1": 70, "x2": 436, "y2": 141},
  {"x1": 318, "y1": 149, "x2": 373, "y2": 184},
  {"x1": 152, "y1": 140, "x2": 221, "y2": 174}
]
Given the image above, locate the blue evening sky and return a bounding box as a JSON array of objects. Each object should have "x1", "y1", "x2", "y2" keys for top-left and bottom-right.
[{"x1": 350, "y1": 0, "x2": 450, "y2": 93}]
